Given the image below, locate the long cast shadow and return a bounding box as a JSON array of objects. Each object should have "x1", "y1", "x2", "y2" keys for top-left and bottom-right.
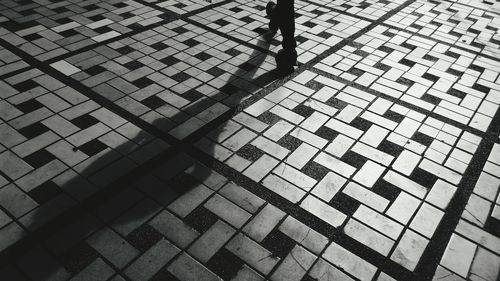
[{"x1": 2, "y1": 30, "x2": 284, "y2": 280}]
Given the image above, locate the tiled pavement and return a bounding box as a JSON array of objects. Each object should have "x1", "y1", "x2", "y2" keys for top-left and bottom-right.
[{"x1": 0, "y1": 0, "x2": 499, "y2": 280}]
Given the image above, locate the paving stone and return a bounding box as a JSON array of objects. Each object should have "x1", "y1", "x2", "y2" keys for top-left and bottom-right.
[{"x1": 125, "y1": 239, "x2": 180, "y2": 281}]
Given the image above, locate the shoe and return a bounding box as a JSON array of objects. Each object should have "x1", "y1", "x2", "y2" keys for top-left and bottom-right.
[
  {"x1": 266, "y1": 2, "x2": 278, "y2": 32},
  {"x1": 275, "y1": 49, "x2": 297, "y2": 74}
]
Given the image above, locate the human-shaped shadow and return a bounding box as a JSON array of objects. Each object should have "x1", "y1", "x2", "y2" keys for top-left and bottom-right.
[{"x1": 3, "y1": 30, "x2": 285, "y2": 280}]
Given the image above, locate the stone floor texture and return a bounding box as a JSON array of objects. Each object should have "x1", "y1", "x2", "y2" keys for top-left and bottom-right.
[{"x1": 0, "y1": 0, "x2": 500, "y2": 280}]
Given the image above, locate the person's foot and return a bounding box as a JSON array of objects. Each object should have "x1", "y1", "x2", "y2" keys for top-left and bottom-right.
[
  {"x1": 275, "y1": 49, "x2": 297, "y2": 74},
  {"x1": 266, "y1": 2, "x2": 278, "y2": 32}
]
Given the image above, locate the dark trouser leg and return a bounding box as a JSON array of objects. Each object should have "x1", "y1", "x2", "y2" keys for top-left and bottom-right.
[{"x1": 276, "y1": 0, "x2": 296, "y2": 52}]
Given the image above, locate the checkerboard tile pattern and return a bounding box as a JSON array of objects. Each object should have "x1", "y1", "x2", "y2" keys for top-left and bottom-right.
[
  {"x1": 53, "y1": 19, "x2": 275, "y2": 139},
  {"x1": 313, "y1": 26, "x2": 500, "y2": 132},
  {"x1": 0, "y1": 0, "x2": 166, "y2": 61},
  {"x1": 385, "y1": 0, "x2": 500, "y2": 58},
  {"x1": 189, "y1": 0, "x2": 371, "y2": 64},
  {"x1": 0, "y1": 69, "x2": 169, "y2": 251}
]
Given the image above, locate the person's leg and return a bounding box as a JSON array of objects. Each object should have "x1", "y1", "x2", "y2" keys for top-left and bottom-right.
[
  {"x1": 274, "y1": 0, "x2": 296, "y2": 73},
  {"x1": 276, "y1": 0, "x2": 296, "y2": 53}
]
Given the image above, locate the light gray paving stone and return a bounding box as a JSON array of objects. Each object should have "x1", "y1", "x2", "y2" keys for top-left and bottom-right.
[
  {"x1": 15, "y1": 159, "x2": 67, "y2": 192},
  {"x1": 263, "y1": 120, "x2": 294, "y2": 142},
  {"x1": 308, "y1": 258, "x2": 355, "y2": 281},
  {"x1": 314, "y1": 152, "x2": 356, "y2": 178},
  {"x1": 410, "y1": 203, "x2": 444, "y2": 238},
  {"x1": 244, "y1": 154, "x2": 279, "y2": 183},
  {"x1": 204, "y1": 194, "x2": 252, "y2": 228},
  {"x1": 323, "y1": 241, "x2": 377, "y2": 281},
  {"x1": 262, "y1": 174, "x2": 306, "y2": 203},
  {"x1": 279, "y1": 216, "x2": 328, "y2": 255},
  {"x1": 352, "y1": 142, "x2": 393, "y2": 166},
  {"x1": 383, "y1": 171, "x2": 427, "y2": 199},
  {"x1": 185, "y1": 164, "x2": 228, "y2": 191},
  {"x1": 290, "y1": 127, "x2": 328, "y2": 149},
  {"x1": 473, "y1": 172, "x2": 500, "y2": 202},
  {"x1": 273, "y1": 163, "x2": 316, "y2": 191},
  {"x1": 12, "y1": 131, "x2": 59, "y2": 158},
  {"x1": 335, "y1": 104, "x2": 363, "y2": 123},
  {"x1": 168, "y1": 184, "x2": 213, "y2": 218},
  {"x1": 243, "y1": 203, "x2": 285, "y2": 242},
  {"x1": 219, "y1": 182, "x2": 265, "y2": 213},
  {"x1": 270, "y1": 245, "x2": 316, "y2": 281},
  {"x1": 354, "y1": 204, "x2": 403, "y2": 240},
  {"x1": 456, "y1": 219, "x2": 500, "y2": 255},
  {"x1": 463, "y1": 194, "x2": 490, "y2": 227},
  {"x1": 0, "y1": 222, "x2": 26, "y2": 252},
  {"x1": 233, "y1": 113, "x2": 268, "y2": 133},
  {"x1": 285, "y1": 142, "x2": 318, "y2": 170},
  {"x1": 125, "y1": 239, "x2": 180, "y2": 281},
  {"x1": 392, "y1": 149, "x2": 421, "y2": 176},
  {"x1": 432, "y1": 265, "x2": 466, "y2": 281},
  {"x1": 343, "y1": 182, "x2": 389, "y2": 212},
  {"x1": 271, "y1": 105, "x2": 305, "y2": 125},
  {"x1": 360, "y1": 124, "x2": 389, "y2": 147},
  {"x1": 0, "y1": 150, "x2": 33, "y2": 180},
  {"x1": 169, "y1": 252, "x2": 222, "y2": 281},
  {"x1": 440, "y1": 233, "x2": 477, "y2": 278},
  {"x1": 0, "y1": 101, "x2": 22, "y2": 121},
  {"x1": 300, "y1": 195, "x2": 346, "y2": 227},
  {"x1": 0, "y1": 184, "x2": 37, "y2": 218},
  {"x1": 70, "y1": 258, "x2": 114, "y2": 281},
  {"x1": 0, "y1": 123, "x2": 26, "y2": 148},
  {"x1": 353, "y1": 160, "x2": 385, "y2": 188},
  {"x1": 87, "y1": 227, "x2": 139, "y2": 269},
  {"x1": 311, "y1": 172, "x2": 346, "y2": 202},
  {"x1": 251, "y1": 136, "x2": 289, "y2": 160},
  {"x1": 420, "y1": 159, "x2": 462, "y2": 185},
  {"x1": 390, "y1": 229, "x2": 429, "y2": 271},
  {"x1": 149, "y1": 210, "x2": 199, "y2": 248},
  {"x1": 469, "y1": 247, "x2": 500, "y2": 281},
  {"x1": 188, "y1": 220, "x2": 235, "y2": 263},
  {"x1": 377, "y1": 272, "x2": 397, "y2": 281},
  {"x1": 325, "y1": 134, "x2": 355, "y2": 158},
  {"x1": 223, "y1": 128, "x2": 257, "y2": 152},
  {"x1": 226, "y1": 233, "x2": 280, "y2": 275},
  {"x1": 344, "y1": 218, "x2": 394, "y2": 256}
]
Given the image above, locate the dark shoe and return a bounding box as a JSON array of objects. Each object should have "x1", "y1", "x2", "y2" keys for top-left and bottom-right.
[
  {"x1": 266, "y1": 2, "x2": 278, "y2": 32},
  {"x1": 275, "y1": 49, "x2": 297, "y2": 74}
]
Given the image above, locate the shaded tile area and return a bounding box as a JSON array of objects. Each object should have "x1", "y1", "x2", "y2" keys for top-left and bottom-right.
[{"x1": 0, "y1": 69, "x2": 170, "y2": 250}]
